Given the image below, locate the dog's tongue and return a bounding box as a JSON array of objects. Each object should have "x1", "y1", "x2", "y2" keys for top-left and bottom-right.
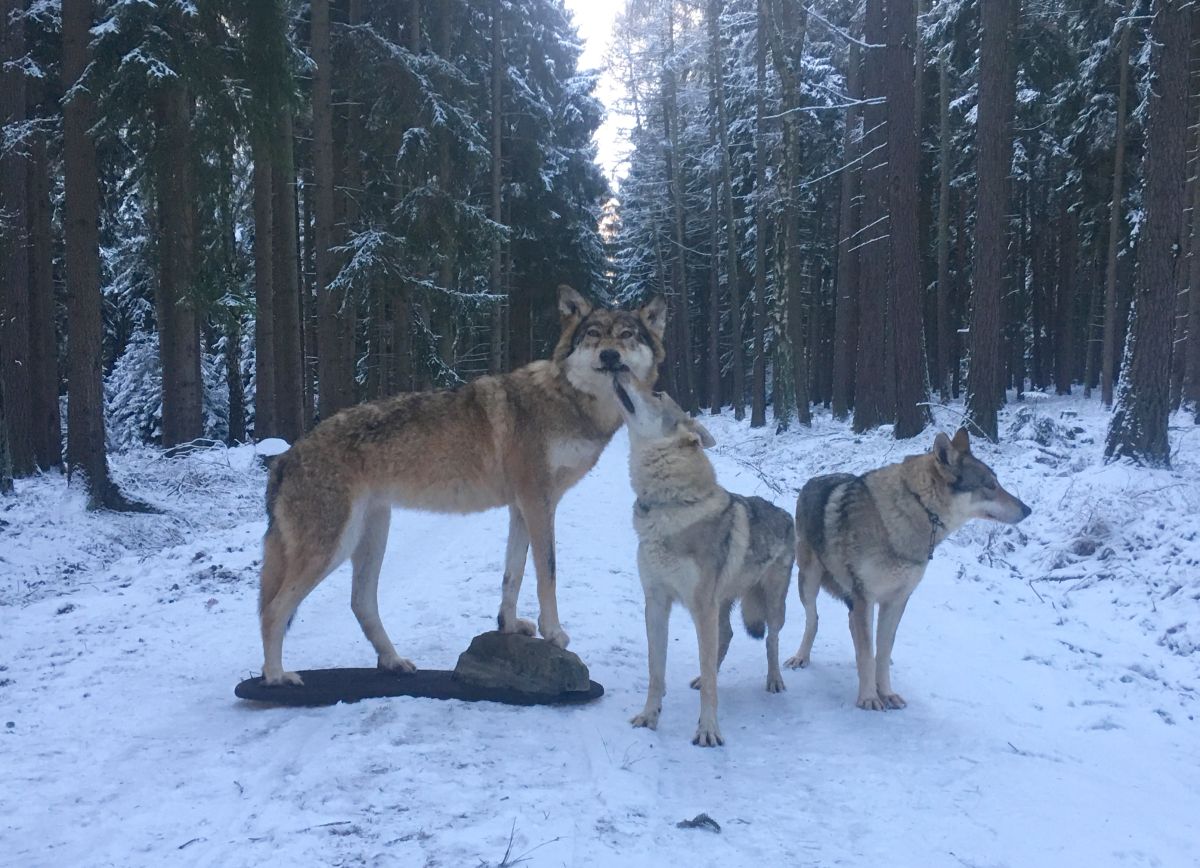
[{"x1": 612, "y1": 374, "x2": 635, "y2": 415}]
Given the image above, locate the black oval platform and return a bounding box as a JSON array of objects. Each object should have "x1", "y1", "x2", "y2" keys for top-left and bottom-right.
[{"x1": 235, "y1": 668, "x2": 604, "y2": 708}]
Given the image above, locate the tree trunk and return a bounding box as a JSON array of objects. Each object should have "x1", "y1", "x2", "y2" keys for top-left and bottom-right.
[
  {"x1": 664, "y1": 2, "x2": 695, "y2": 412},
  {"x1": 1106, "y1": 0, "x2": 1189, "y2": 466},
  {"x1": 272, "y1": 111, "x2": 305, "y2": 443},
  {"x1": 707, "y1": 144, "x2": 722, "y2": 414},
  {"x1": 154, "y1": 82, "x2": 203, "y2": 448},
  {"x1": 750, "y1": 0, "x2": 769, "y2": 427},
  {"x1": 490, "y1": 0, "x2": 505, "y2": 374},
  {"x1": 0, "y1": 0, "x2": 33, "y2": 476},
  {"x1": 853, "y1": 0, "x2": 889, "y2": 433},
  {"x1": 0, "y1": 376, "x2": 11, "y2": 494},
  {"x1": 935, "y1": 49, "x2": 953, "y2": 403},
  {"x1": 1054, "y1": 199, "x2": 1078, "y2": 396},
  {"x1": 62, "y1": 0, "x2": 130, "y2": 508},
  {"x1": 966, "y1": 0, "x2": 1018, "y2": 441},
  {"x1": 28, "y1": 113, "x2": 61, "y2": 469},
  {"x1": 885, "y1": 0, "x2": 928, "y2": 439},
  {"x1": 831, "y1": 40, "x2": 862, "y2": 419},
  {"x1": 225, "y1": 314, "x2": 246, "y2": 444},
  {"x1": 253, "y1": 136, "x2": 277, "y2": 439},
  {"x1": 1185, "y1": 104, "x2": 1200, "y2": 415},
  {"x1": 1101, "y1": 8, "x2": 1133, "y2": 407}
]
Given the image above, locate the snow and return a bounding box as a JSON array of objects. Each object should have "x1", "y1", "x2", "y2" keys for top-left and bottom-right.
[{"x1": 1, "y1": 394, "x2": 1197, "y2": 866}]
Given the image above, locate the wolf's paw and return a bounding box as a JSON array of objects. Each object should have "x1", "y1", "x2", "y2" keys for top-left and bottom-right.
[
  {"x1": 692, "y1": 720, "x2": 724, "y2": 747},
  {"x1": 784, "y1": 652, "x2": 810, "y2": 669},
  {"x1": 263, "y1": 670, "x2": 304, "y2": 687},
  {"x1": 499, "y1": 616, "x2": 537, "y2": 637},
  {"x1": 631, "y1": 708, "x2": 660, "y2": 730},
  {"x1": 539, "y1": 622, "x2": 570, "y2": 648},
  {"x1": 766, "y1": 673, "x2": 786, "y2": 693},
  {"x1": 689, "y1": 675, "x2": 701, "y2": 690},
  {"x1": 378, "y1": 653, "x2": 417, "y2": 674},
  {"x1": 857, "y1": 693, "x2": 887, "y2": 711},
  {"x1": 880, "y1": 692, "x2": 906, "y2": 710}
]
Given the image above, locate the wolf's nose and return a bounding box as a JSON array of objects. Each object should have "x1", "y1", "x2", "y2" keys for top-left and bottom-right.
[
  {"x1": 1020, "y1": 501, "x2": 1032, "y2": 520},
  {"x1": 600, "y1": 349, "x2": 621, "y2": 368}
]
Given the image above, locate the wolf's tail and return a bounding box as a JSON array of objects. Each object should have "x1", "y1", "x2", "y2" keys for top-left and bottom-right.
[{"x1": 741, "y1": 587, "x2": 767, "y2": 639}]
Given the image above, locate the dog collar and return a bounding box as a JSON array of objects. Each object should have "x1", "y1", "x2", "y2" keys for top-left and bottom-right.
[{"x1": 904, "y1": 484, "x2": 946, "y2": 561}]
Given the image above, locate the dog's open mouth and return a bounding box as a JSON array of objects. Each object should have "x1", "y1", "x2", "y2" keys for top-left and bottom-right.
[
  {"x1": 596, "y1": 363, "x2": 630, "y2": 374},
  {"x1": 612, "y1": 377, "x2": 635, "y2": 415}
]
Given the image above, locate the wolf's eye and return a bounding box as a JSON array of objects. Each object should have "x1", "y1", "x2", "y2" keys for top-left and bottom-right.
[
  {"x1": 586, "y1": 327, "x2": 601, "y2": 338},
  {"x1": 619, "y1": 329, "x2": 634, "y2": 340}
]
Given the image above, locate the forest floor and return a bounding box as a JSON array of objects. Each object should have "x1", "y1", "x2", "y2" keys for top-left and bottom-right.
[{"x1": 2, "y1": 394, "x2": 1198, "y2": 867}]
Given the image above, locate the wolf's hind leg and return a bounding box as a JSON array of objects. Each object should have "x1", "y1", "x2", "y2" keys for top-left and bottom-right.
[
  {"x1": 351, "y1": 504, "x2": 414, "y2": 674},
  {"x1": 784, "y1": 563, "x2": 822, "y2": 669},
  {"x1": 497, "y1": 506, "x2": 536, "y2": 637},
  {"x1": 764, "y1": 558, "x2": 790, "y2": 693},
  {"x1": 690, "y1": 601, "x2": 733, "y2": 689},
  {"x1": 260, "y1": 538, "x2": 336, "y2": 686},
  {"x1": 520, "y1": 497, "x2": 569, "y2": 648}
]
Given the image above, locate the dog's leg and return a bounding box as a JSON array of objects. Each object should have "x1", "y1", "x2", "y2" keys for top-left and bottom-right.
[
  {"x1": 764, "y1": 566, "x2": 788, "y2": 693},
  {"x1": 260, "y1": 546, "x2": 334, "y2": 687},
  {"x1": 692, "y1": 603, "x2": 724, "y2": 746},
  {"x1": 497, "y1": 506, "x2": 536, "y2": 637},
  {"x1": 784, "y1": 564, "x2": 821, "y2": 669},
  {"x1": 848, "y1": 596, "x2": 885, "y2": 710},
  {"x1": 631, "y1": 590, "x2": 670, "y2": 730},
  {"x1": 874, "y1": 595, "x2": 911, "y2": 710},
  {"x1": 690, "y1": 601, "x2": 733, "y2": 690},
  {"x1": 350, "y1": 505, "x2": 415, "y2": 674},
  {"x1": 521, "y1": 496, "x2": 569, "y2": 648}
]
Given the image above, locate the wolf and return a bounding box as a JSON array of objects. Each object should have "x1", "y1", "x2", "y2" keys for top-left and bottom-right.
[
  {"x1": 257, "y1": 285, "x2": 666, "y2": 686},
  {"x1": 784, "y1": 428, "x2": 1031, "y2": 710},
  {"x1": 613, "y1": 370, "x2": 794, "y2": 746}
]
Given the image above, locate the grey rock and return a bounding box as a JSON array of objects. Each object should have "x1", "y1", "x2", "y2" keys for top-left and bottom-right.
[{"x1": 453, "y1": 631, "x2": 591, "y2": 697}]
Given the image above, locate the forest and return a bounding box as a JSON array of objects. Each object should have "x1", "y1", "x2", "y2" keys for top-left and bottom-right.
[{"x1": 1, "y1": 0, "x2": 1197, "y2": 508}]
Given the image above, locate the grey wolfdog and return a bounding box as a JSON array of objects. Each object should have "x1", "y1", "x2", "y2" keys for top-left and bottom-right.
[
  {"x1": 257, "y1": 285, "x2": 666, "y2": 686},
  {"x1": 612, "y1": 370, "x2": 794, "y2": 746},
  {"x1": 785, "y1": 428, "x2": 1031, "y2": 710}
]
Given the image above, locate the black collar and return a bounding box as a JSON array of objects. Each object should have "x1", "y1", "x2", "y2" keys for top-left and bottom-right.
[{"x1": 904, "y1": 483, "x2": 946, "y2": 561}]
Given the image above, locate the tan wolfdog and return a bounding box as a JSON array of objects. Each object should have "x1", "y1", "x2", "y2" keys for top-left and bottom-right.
[
  {"x1": 784, "y1": 428, "x2": 1031, "y2": 710},
  {"x1": 613, "y1": 370, "x2": 794, "y2": 746},
  {"x1": 257, "y1": 285, "x2": 666, "y2": 685}
]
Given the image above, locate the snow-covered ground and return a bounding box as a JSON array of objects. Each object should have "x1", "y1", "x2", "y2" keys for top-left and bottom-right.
[{"x1": 2, "y1": 395, "x2": 1197, "y2": 867}]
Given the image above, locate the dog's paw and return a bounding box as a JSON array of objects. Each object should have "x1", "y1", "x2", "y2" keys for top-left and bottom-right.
[
  {"x1": 378, "y1": 653, "x2": 417, "y2": 674},
  {"x1": 766, "y1": 673, "x2": 786, "y2": 693},
  {"x1": 630, "y1": 708, "x2": 660, "y2": 730},
  {"x1": 692, "y1": 721, "x2": 724, "y2": 747},
  {"x1": 783, "y1": 653, "x2": 810, "y2": 669},
  {"x1": 880, "y1": 692, "x2": 907, "y2": 710},
  {"x1": 689, "y1": 675, "x2": 701, "y2": 690},
  {"x1": 500, "y1": 616, "x2": 537, "y2": 637},
  {"x1": 539, "y1": 622, "x2": 570, "y2": 649},
  {"x1": 263, "y1": 670, "x2": 304, "y2": 687},
  {"x1": 857, "y1": 694, "x2": 887, "y2": 711}
]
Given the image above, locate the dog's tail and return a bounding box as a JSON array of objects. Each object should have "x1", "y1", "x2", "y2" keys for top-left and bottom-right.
[{"x1": 741, "y1": 587, "x2": 767, "y2": 639}]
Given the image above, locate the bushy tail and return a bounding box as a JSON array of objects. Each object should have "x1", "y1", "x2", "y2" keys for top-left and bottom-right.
[{"x1": 741, "y1": 587, "x2": 767, "y2": 639}]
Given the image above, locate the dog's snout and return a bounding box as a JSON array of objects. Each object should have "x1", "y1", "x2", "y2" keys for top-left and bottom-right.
[
  {"x1": 600, "y1": 349, "x2": 621, "y2": 368},
  {"x1": 1019, "y1": 500, "x2": 1032, "y2": 520}
]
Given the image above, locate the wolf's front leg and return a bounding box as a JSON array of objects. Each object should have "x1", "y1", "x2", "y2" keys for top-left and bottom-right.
[
  {"x1": 848, "y1": 597, "x2": 884, "y2": 710},
  {"x1": 692, "y1": 603, "x2": 724, "y2": 746},
  {"x1": 497, "y1": 506, "x2": 537, "y2": 637},
  {"x1": 522, "y1": 498, "x2": 570, "y2": 648},
  {"x1": 873, "y1": 595, "x2": 911, "y2": 710},
  {"x1": 631, "y1": 592, "x2": 670, "y2": 730}
]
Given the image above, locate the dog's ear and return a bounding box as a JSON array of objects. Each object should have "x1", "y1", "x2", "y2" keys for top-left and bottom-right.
[
  {"x1": 951, "y1": 427, "x2": 971, "y2": 454},
  {"x1": 558, "y1": 284, "x2": 593, "y2": 322},
  {"x1": 639, "y1": 295, "x2": 668, "y2": 341},
  {"x1": 933, "y1": 431, "x2": 957, "y2": 467},
  {"x1": 685, "y1": 418, "x2": 717, "y2": 449}
]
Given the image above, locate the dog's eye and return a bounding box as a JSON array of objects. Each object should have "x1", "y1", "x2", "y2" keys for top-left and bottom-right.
[
  {"x1": 586, "y1": 327, "x2": 601, "y2": 338},
  {"x1": 619, "y1": 329, "x2": 634, "y2": 340}
]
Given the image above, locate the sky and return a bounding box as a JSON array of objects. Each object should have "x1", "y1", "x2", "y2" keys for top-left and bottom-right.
[{"x1": 563, "y1": 0, "x2": 629, "y2": 186}]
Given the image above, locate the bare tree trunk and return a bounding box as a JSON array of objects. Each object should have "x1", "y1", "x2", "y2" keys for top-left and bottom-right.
[
  {"x1": 707, "y1": 151, "x2": 722, "y2": 414},
  {"x1": 663, "y1": 2, "x2": 695, "y2": 412},
  {"x1": 935, "y1": 49, "x2": 953, "y2": 403},
  {"x1": 750, "y1": 0, "x2": 769, "y2": 427},
  {"x1": 0, "y1": 376, "x2": 11, "y2": 493},
  {"x1": 1186, "y1": 103, "x2": 1200, "y2": 415},
  {"x1": 1102, "y1": 4, "x2": 1133, "y2": 407},
  {"x1": 886, "y1": 0, "x2": 928, "y2": 439},
  {"x1": 273, "y1": 112, "x2": 305, "y2": 443},
  {"x1": 253, "y1": 137, "x2": 277, "y2": 439},
  {"x1": 0, "y1": 0, "x2": 33, "y2": 475},
  {"x1": 28, "y1": 108, "x2": 62, "y2": 469},
  {"x1": 1054, "y1": 199, "x2": 1078, "y2": 396},
  {"x1": 832, "y1": 40, "x2": 862, "y2": 419},
  {"x1": 489, "y1": 0, "x2": 506, "y2": 374},
  {"x1": 966, "y1": 0, "x2": 1018, "y2": 441},
  {"x1": 1106, "y1": 0, "x2": 1189, "y2": 465}
]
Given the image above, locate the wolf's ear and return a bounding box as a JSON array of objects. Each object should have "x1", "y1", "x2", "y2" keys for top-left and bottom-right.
[
  {"x1": 951, "y1": 427, "x2": 971, "y2": 453},
  {"x1": 639, "y1": 295, "x2": 668, "y2": 341},
  {"x1": 933, "y1": 431, "x2": 956, "y2": 466},
  {"x1": 686, "y1": 418, "x2": 717, "y2": 449},
  {"x1": 558, "y1": 284, "x2": 592, "y2": 321}
]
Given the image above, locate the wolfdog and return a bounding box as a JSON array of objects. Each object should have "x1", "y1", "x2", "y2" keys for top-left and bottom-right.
[
  {"x1": 613, "y1": 370, "x2": 794, "y2": 746},
  {"x1": 257, "y1": 285, "x2": 666, "y2": 686},
  {"x1": 784, "y1": 428, "x2": 1031, "y2": 710}
]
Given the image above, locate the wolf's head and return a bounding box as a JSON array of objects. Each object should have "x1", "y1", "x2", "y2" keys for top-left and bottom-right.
[
  {"x1": 553, "y1": 286, "x2": 666, "y2": 397},
  {"x1": 930, "y1": 428, "x2": 1031, "y2": 526},
  {"x1": 610, "y1": 368, "x2": 716, "y2": 450}
]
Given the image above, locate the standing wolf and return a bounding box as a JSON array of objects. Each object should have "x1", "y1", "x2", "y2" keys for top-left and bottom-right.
[
  {"x1": 784, "y1": 428, "x2": 1031, "y2": 710},
  {"x1": 613, "y1": 370, "x2": 794, "y2": 746},
  {"x1": 257, "y1": 286, "x2": 666, "y2": 686}
]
